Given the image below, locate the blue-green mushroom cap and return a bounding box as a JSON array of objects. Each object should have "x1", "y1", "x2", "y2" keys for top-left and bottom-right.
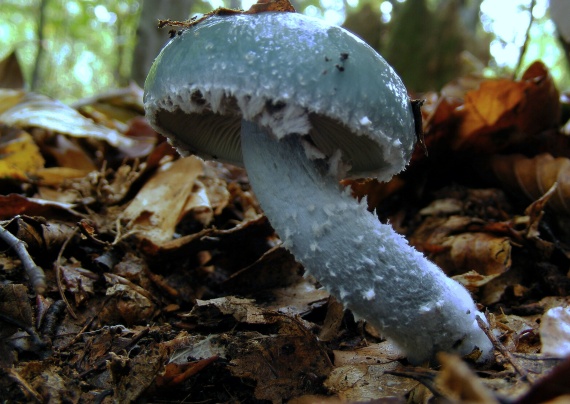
[{"x1": 144, "y1": 12, "x2": 416, "y2": 181}]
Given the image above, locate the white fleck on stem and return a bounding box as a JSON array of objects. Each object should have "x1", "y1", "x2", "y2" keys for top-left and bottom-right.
[{"x1": 241, "y1": 120, "x2": 492, "y2": 364}]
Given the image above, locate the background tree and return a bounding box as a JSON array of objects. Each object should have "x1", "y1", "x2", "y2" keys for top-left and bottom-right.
[
  {"x1": 0, "y1": 0, "x2": 567, "y2": 101},
  {"x1": 131, "y1": 0, "x2": 195, "y2": 87}
]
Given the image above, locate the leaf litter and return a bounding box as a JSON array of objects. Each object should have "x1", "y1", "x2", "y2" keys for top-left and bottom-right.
[{"x1": 1, "y1": 50, "x2": 570, "y2": 403}]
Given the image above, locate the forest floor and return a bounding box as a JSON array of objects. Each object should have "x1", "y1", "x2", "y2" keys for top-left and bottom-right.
[{"x1": 1, "y1": 60, "x2": 570, "y2": 403}]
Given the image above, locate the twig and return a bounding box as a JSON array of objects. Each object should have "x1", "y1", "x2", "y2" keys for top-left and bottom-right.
[
  {"x1": 3, "y1": 368, "x2": 43, "y2": 402},
  {"x1": 514, "y1": 0, "x2": 537, "y2": 78},
  {"x1": 476, "y1": 315, "x2": 530, "y2": 381},
  {"x1": 0, "y1": 224, "x2": 46, "y2": 294},
  {"x1": 56, "y1": 299, "x2": 113, "y2": 353},
  {"x1": 54, "y1": 227, "x2": 80, "y2": 319}
]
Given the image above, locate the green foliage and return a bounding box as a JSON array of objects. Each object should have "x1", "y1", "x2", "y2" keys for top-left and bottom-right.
[
  {"x1": 0, "y1": 0, "x2": 568, "y2": 102},
  {"x1": 0, "y1": 0, "x2": 141, "y2": 102}
]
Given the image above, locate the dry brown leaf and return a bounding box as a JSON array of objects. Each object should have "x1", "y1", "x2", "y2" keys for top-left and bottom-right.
[
  {"x1": 342, "y1": 176, "x2": 406, "y2": 211},
  {"x1": 0, "y1": 92, "x2": 137, "y2": 151},
  {"x1": 188, "y1": 296, "x2": 266, "y2": 325},
  {"x1": 324, "y1": 362, "x2": 418, "y2": 401},
  {"x1": 436, "y1": 353, "x2": 498, "y2": 403},
  {"x1": 41, "y1": 134, "x2": 97, "y2": 172},
  {"x1": 264, "y1": 279, "x2": 330, "y2": 316},
  {"x1": 122, "y1": 156, "x2": 204, "y2": 244},
  {"x1": 59, "y1": 261, "x2": 97, "y2": 306},
  {"x1": 245, "y1": 0, "x2": 296, "y2": 13},
  {"x1": 454, "y1": 61, "x2": 560, "y2": 152},
  {"x1": 0, "y1": 284, "x2": 33, "y2": 338},
  {"x1": 35, "y1": 167, "x2": 93, "y2": 187},
  {"x1": 0, "y1": 89, "x2": 25, "y2": 114},
  {"x1": 411, "y1": 216, "x2": 512, "y2": 276},
  {"x1": 0, "y1": 126, "x2": 45, "y2": 180},
  {"x1": 332, "y1": 341, "x2": 404, "y2": 366},
  {"x1": 439, "y1": 232, "x2": 512, "y2": 276},
  {"x1": 318, "y1": 297, "x2": 345, "y2": 342},
  {"x1": 453, "y1": 270, "x2": 502, "y2": 290},
  {"x1": 100, "y1": 284, "x2": 156, "y2": 326},
  {"x1": 492, "y1": 153, "x2": 570, "y2": 215},
  {"x1": 156, "y1": 355, "x2": 218, "y2": 387},
  {"x1": 229, "y1": 329, "x2": 331, "y2": 402},
  {"x1": 166, "y1": 310, "x2": 331, "y2": 402},
  {"x1": 0, "y1": 194, "x2": 81, "y2": 220}
]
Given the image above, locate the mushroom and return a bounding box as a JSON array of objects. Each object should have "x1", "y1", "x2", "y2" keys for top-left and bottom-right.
[{"x1": 144, "y1": 11, "x2": 493, "y2": 364}]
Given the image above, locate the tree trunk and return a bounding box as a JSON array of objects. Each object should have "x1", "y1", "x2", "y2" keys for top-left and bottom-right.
[
  {"x1": 31, "y1": 0, "x2": 49, "y2": 91},
  {"x1": 131, "y1": 0, "x2": 194, "y2": 87}
]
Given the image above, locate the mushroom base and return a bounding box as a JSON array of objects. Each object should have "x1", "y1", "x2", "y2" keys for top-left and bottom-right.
[{"x1": 240, "y1": 120, "x2": 493, "y2": 364}]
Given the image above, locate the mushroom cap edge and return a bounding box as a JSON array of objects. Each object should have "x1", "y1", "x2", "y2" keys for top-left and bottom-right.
[{"x1": 144, "y1": 12, "x2": 416, "y2": 181}]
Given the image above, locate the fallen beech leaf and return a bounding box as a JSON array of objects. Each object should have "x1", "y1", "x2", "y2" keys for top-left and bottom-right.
[
  {"x1": 0, "y1": 126, "x2": 45, "y2": 180},
  {"x1": 332, "y1": 341, "x2": 404, "y2": 366},
  {"x1": 228, "y1": 317, "x2": 332, "y2": 402},
  {"x1": 41, "y1": 134, "x2": 97, "y2": 172},
  {"x1": 158, "y1": 0, "x2": 294, "y2": 32},
  {"x1": 492, "y1": 153, "x2": 570, "y2": 215},
  {"x1": 3, "y1": 216, "x2": 76, "y2": 253},
  {"x1": 319, "y1": 297, "x2": 345, "y2": 342},
  {"x1": 72, "y1": 84, "x2": 145, "y2": 124},
  {"x1": 439, "y1": 232, "x2": 512, "y2": 276},
  {"x1": 436, "y1": 353, "x2": 498, "y2": 403},
  {"x1": 157, "y1": 355, "x2": 218, "y2": 387},
  {"x1": 0, "y1": 89, "x2": 25, "y2": 114},
  {"x1": 540, "y1": 307, "x2": 570, "y2": 357},
  {"x1": 453, "y1": 270, "x2": 501, "y2": 290},
  {"x1": 35, "y1": 167, "x2": 92, "y2": 187},
  {"x1": 60, "y1": 262, "x2": 97, "y2": 306},
  {"x1": 454, "y1": 61, "x2": 560, "y2": 152},
  {"x1": 188, "y1": 296, "x2": 266, "y2": 325},
  {"x1": 122, "y1": 156, "x2": 204, "y2": 244},
  {"x1": 324, "y1": 362, "x2": 418, "y2": 401},
  {"x1": 0, "y1": 284, "x2": 33, "y2": 338},
  {"x1": 0, "y1": 92, "x2": 136, "y2": 151},
  {"x1": 167, "y1": 311, "x2": 331, "y2": 401},
  {"x1": 342, "y1": 176, "x2": 406, "y2": 211},
  {"x1": 100, "y1": 283, "x2": 156, "y2": 326},
  {"x1": 245, "y1": 0, "x2": 296, "y2": 13},
  {"x1": 0, "y1": 194, "x2": 80, "y2": 220},
  {"x1": 411, "y1": 216, "x2": 512, "y2": 276}
]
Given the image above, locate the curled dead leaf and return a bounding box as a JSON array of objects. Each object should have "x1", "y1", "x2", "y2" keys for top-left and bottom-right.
[
  {"x1": 491, "y1": 153, "x2": 570, "y2": 215},
  {"x1": 453, "y1": 61, "x2": 560, "y2": 153},
  {"x1": 0, "y1": 125, "x2": 45, "y2": 180},
  {"x1": 411, "y1": 216, "x2": 512, "y2": 276}
]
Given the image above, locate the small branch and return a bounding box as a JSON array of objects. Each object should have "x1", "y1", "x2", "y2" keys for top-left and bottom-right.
[
  {"x1": 3, "y1": 368, "x2": 43, "y2": 402},
  {"x1": 476, "y1": 315, "x2": 530, "y2": 381},
  {"x1": 0, "y1": 224, "x2": 46, "y2": 294},
  {"x1": 54, "y1": 227, "x2": 80, "y2": 319},
  {"x1": 31, "y1": 0, "x2": 49, "y2": 90},
  {"x1": 514, "y1": 0, "x2": 537, "y2": 78}
]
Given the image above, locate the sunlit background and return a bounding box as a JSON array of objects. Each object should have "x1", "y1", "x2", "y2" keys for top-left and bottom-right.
[{"x1": 0, "y1": 0, "x2": 567, "y2": 102}]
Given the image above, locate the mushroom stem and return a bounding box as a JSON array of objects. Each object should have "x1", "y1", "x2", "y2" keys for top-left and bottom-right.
[{"x1": 241, "y1": 120, "x2": 493, "y2": 364}]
